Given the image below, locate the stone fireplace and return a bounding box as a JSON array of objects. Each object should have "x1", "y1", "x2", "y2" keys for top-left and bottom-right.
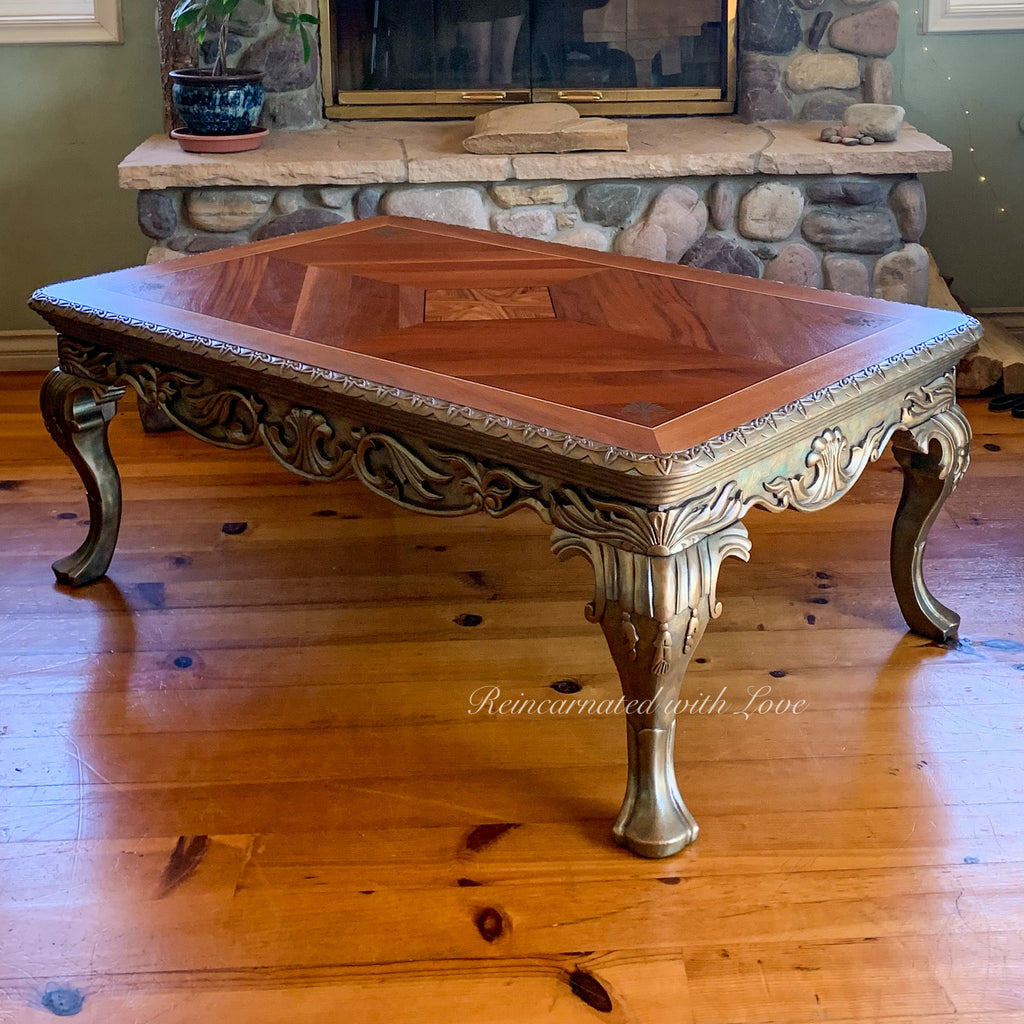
[{"x1": 131, "y1": 0, "x2": 942, "y2": 306}]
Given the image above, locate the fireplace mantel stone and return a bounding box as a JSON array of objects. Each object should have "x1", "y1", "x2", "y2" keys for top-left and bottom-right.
[
  {"x1": 119, "y1": 117, "x2": 949, "y2": 306},
  {"x1": 119, "y1": 117, "x2": 950, "y2": 191}
]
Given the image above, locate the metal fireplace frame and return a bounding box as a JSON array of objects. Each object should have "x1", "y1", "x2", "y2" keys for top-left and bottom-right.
[{"x1": 317, "y1": 0, "x2": 737, "y2": 119}]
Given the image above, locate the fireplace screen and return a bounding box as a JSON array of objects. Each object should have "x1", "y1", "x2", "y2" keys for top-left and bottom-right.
[{"x1": 320, "y1": 0, "x2": 736, "y2": 118}]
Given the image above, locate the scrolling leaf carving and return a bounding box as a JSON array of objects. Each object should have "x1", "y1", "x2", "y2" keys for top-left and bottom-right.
[{"x1": 260, "y1": 407, "x2": 352, "y2": 480}]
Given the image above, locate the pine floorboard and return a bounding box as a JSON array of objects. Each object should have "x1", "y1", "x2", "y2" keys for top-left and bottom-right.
[{"x1": 1, "y1": 371, "x2": 1023, "y2": 1023}]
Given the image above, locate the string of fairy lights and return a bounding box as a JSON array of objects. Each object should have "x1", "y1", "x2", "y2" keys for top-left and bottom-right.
[{"x1": 912, "y1": 10, "x2": 1009, "y2": 216}]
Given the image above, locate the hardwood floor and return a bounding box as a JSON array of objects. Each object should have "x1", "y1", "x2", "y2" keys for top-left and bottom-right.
[{"x1": 1, "y1": 369, "x2": 1022, "y2": 1023}]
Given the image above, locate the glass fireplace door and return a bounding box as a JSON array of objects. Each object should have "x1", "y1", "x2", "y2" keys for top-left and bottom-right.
[{"x1": 322, "y1": 0, "x2": 736, "y2": 118}]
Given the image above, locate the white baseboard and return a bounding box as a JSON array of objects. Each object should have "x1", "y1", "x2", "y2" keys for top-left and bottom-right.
[
  {"x1": 0, "y1": 330, "x2": 58, "y2": 372},
  {"x1": 975, "y1": 307, "x2": 1024, "y2": 342}
]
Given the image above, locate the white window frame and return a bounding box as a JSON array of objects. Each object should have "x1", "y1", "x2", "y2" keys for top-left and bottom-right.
[
  {"x1": 924, "y1": 0, "x2": 1024, "y2": 32},
  {"x1": 0, "y1": 0, "x2": 122, "y2": 44}
]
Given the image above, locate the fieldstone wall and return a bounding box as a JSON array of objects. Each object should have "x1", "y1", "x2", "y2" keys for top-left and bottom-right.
[
  {"x1": 739, "y1": 0, "x2": 898, "y2": 121},
  {"x1": 140, "y1": 173, "x2": 930, "y2": 304},
  {"x1": 159, "y1": 0, "x2": 898, "y2": 129}
]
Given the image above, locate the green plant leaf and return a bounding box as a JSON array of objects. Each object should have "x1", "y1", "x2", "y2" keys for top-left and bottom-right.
[
  {"x1": 208, "y1": 0, "x2": 239, "y2": 18},
  {"x1": 298, "y1": 13, "x2": 319, "y2": 23},
  {"x1": 170, "y1": 0, "x2": 203, "y2": 29}
]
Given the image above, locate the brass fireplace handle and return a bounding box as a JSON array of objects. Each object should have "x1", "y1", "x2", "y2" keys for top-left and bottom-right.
[
  {"x1": 461, "y1": 91, "x2": 508, "y2": 101},
  {"x1": 557, "y1": 90, "x2": 604, "y2": 102}
]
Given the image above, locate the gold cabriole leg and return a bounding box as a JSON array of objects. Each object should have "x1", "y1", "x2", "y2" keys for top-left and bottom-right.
[
  {"x1": 553, "y1": 521, "x2": 750, "y2": 857},
  {"x1": 40, "y1": 368, "x2": 125, "y2": 587},
  {"x1": 890, "y1": 404, "x2": 972, "y2": 642}
]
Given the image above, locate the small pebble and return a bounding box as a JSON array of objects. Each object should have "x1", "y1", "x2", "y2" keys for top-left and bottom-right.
[
  {"x1": 860, "y1": 136, "x2": 875, "y2": 145},
  {"x1": 838, "y1": 126, "x2": 861, "y2": 139},
  {"x1": 820, "y1": 127, "x2": 835, "y2": 142},
  {"x1": 843, "y1": 137, "x2": 861, "y2": 146}
]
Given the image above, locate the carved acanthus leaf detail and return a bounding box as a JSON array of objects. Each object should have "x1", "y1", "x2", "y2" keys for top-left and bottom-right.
[
  {"x1": 260, "y1": 407, "x2": 352, "y2": 480},
  {"x1": 901, "y1": 405, "x2": 972, "y2": 484},
  {"x1": 551, "y1": 521, "x2": 751, "y2": 671},
  {"x1": 353, "y1": 431, "x2": 454, "y2": 506},
  {"x1": 174, "y1": 384, "x2": 261, "y2": 446},
  {"x1": 549, "y1": 483, "x2": 745, "y2": 557},
  {"x1": 125, "y1": 361, "x2": 202, "y2": 408},
  {"x1": 762, "y1": 422, "x2": 889, "y2": 512},
  {"x1": 901, "y1": 372, "x2": 956, "y2": 427},
  {"x1": 433, "y1": 451, "x2": 546, "y2": 517},
  {"x1": 58, "y1": 337, "x2": 121, "y2": 382}
]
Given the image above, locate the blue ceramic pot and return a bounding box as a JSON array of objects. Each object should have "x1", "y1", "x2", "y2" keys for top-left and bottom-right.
[{"x1": 170, "y1": 69, "x2": 265, "y2": 136}]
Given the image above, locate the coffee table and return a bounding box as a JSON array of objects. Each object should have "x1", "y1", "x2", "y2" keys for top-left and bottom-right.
[{"x1": 30, "y1": 218, "x2": 981, "y2": 858}]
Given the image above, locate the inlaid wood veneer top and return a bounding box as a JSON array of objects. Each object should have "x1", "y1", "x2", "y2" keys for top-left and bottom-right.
[{"x1": 34, "y1": 218, "x2": 978, "y2": 455}]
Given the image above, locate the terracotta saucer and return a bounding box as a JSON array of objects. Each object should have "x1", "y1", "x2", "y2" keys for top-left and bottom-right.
[{"x1": 170, "y1": 127, "x2": 269, "y2": 153}]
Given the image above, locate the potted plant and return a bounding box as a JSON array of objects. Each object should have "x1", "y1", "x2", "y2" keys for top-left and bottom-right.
[{"x1": 169, "y1": 0, "x2": 319, "y2": 152}]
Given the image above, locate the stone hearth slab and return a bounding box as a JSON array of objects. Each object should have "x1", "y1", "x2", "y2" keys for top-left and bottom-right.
[{"x1": 119, "y1": 118, "x2": 951, "y2": 191}]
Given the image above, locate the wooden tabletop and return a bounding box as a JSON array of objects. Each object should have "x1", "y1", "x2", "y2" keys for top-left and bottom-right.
[{"x1": 32, "y1": 218, "x2": 978, "y2": 456}]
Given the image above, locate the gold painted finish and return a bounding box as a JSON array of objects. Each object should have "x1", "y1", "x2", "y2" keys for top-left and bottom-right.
[
  {"x1": 890, "y1": 405, "x2": 973, "y2": 641},
  {"x1": 39, "y1": 366, "x2": 124, "y2": 587}
]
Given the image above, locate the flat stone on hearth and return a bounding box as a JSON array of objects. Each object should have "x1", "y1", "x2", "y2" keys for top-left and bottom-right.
[
  {"x1": 463, "y1": 104, "x2": 628, "y2": 155},
  {"x1": 842, "y1": 103, "x2": 905, "y2": 143}
]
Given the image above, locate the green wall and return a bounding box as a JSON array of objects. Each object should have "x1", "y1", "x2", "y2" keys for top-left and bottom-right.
[
  {"x1": 893, "y1": 3, "x2": 1024, "y2": 308},
  {"x1": 0, "y1": 3, "x2": 163, "y2": 331}
]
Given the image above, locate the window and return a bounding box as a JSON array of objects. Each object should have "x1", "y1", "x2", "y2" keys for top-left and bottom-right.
[
  {"x1": 924, "y1": 0, "x2": 1024, "y2": 32},
  {"x1": 0, "y1": 0, "x2": 122, "y2": 43}
]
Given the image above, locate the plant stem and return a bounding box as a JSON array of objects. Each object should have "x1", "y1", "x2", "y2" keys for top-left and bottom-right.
[{"x1": 214, "y1": 18, "x2": 229, "y2": 76}]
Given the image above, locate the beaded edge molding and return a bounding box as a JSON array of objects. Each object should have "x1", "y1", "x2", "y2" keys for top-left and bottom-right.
[{"x1": 30, "y1": 290, "x2": 981, "y2": 479}]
